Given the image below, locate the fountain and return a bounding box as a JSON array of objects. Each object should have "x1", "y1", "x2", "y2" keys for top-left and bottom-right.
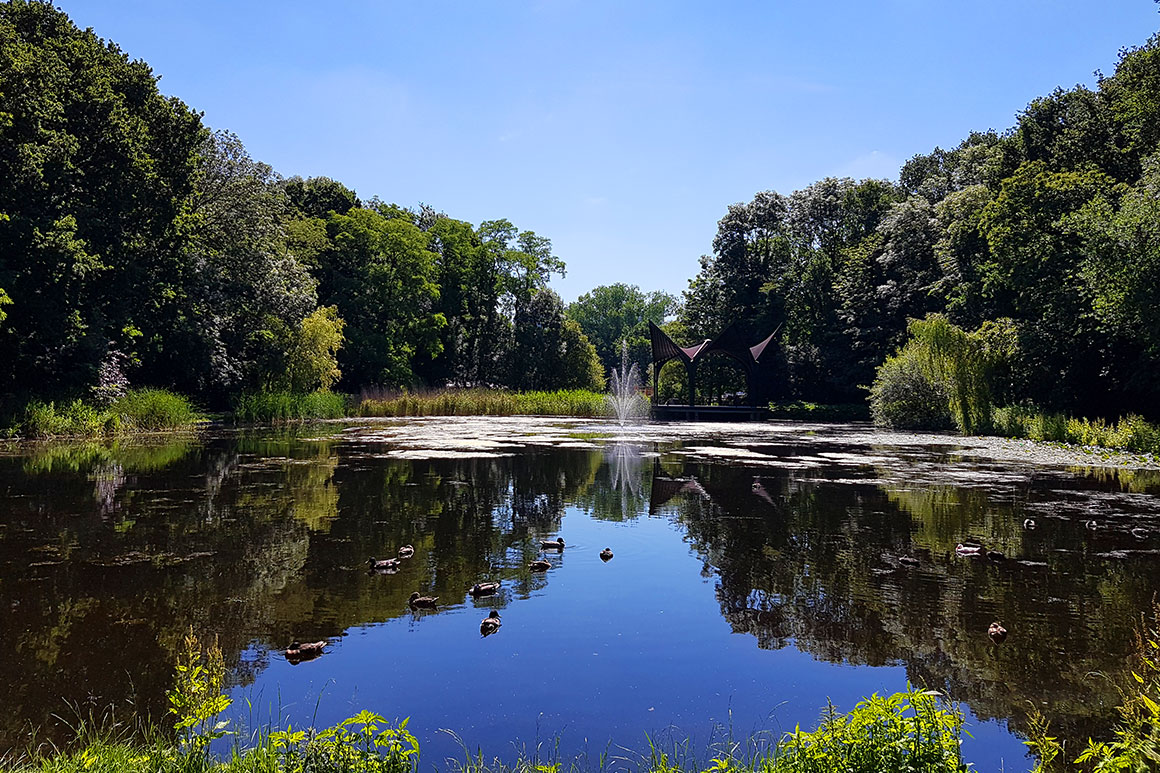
[{"x1": 605, "y1": 341, "x2": 650, "y2": 425}]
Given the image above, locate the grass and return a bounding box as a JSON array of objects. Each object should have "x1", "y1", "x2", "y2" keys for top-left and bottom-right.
[
  {"x1": 357, "y1": 389, "x2": 609, "y2": 418},
  {"x1": 9, "y1": 389, "x2": 201, "y2": 439},
  {"x1": 232, "y1": 390, "x2": 349, "y2": 423},
  {"x1": 990, "y1": 406, "x2": 1160, "y2": 455}
]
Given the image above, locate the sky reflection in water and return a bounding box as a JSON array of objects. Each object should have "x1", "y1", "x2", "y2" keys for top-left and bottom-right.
[{"x1": 3, "y1": 419, "x2": 1160, "y2": 771}]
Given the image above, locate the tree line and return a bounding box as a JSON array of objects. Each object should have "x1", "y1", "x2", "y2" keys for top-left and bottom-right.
[
  {"x1": 4, "y1": 0, "x2": 1160, "y2": 425},
  {"x1": 674, "y1": 27, "x2": 1160, "y2": 420},
  {"x1": 0, "y1": 0, "x2": 603, "y2": 413}
]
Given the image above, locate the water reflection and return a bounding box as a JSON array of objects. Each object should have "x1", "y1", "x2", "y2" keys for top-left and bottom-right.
[{"x1": 0, "y1": 427, "x2": 1157, "y2": 769}]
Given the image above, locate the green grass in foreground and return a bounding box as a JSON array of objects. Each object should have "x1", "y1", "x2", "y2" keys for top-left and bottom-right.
[
  {"x1": 10, "y1": 389, "x2": 200, "y2": 439},
  {"x1": 357, "y1": 389, "x2": 608, "y2": 418}
]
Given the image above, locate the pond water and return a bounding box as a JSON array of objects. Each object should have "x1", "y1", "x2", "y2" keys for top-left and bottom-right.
[{"x1": 3, "y1": 417, "x2": 1160, "y2": 771}]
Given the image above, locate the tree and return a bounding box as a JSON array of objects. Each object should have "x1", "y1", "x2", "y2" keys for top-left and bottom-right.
[
  {"x1": 511, "y1": 290, "x2": 602, "y2": 391},
  {"x1": 286, "y1": 306, "x2": 345, "y2": 392},
  {"x1": 283, "y1": 176, "x2": 360, "y2": 219},
  {"x1": 0, "y1": 0, "x2": 204, "y2": 397},
  {"x1": 153, "y1": 130, "x2": 319, "y2": 400},
  {"x1": 316, "y1": 207, "x2": 443, "y2": 388},
  {"x1": 1071, "y1": 151, "x2": 1160, "y2": 414},
  {"x1": 566, "y1": 283, "x2": 677, "y2": 378}
]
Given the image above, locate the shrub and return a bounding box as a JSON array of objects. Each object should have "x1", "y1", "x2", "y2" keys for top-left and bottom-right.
[
  {"x1": 767, "y1": 402, "x2": 871, "y2": 421},
  {"x1": 868, "y1": 354, "x2": 954, "y2": 431},
  {"x1": 991, "y1": 405, "x2": 1160, "y2": 454}
]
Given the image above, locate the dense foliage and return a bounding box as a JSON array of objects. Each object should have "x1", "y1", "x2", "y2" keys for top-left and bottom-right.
[
  {"x1": 565, "y1": 283, "x2": 677, "y2": 379},
  {"x1": 680, "y1": 31, "x2": 1160, "y2": 421},
  {"x1": 0, "y1": 1, "x2": 602, "y2": 422}
]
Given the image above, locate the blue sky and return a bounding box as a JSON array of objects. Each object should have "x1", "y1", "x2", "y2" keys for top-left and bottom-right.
[{"x1": 57, "y1": 1, "x2": 1160, "y2": 302}]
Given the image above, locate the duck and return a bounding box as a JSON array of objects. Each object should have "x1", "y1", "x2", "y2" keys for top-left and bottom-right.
[
  {"x1": 408, "y1": 591, "x2": 438, "y2": 609},
  {"x1": 529, "y1": 559, "x2": 552, "y2": 572},
  {"x1": 988, "y1": 621, "x2": 1008, "y2": 644},
  {"x1": 285, "y1": 640, "x2": 327, "y2": 662},
  {"x1": 955, "y1": 542, "x2": 984, "y2": 557},
  {"x1": 600, "y1": 547, "x2": 614, "y2": 562},
  {"x1": 898, "y1": 555, "x2": 920, "y2": 567},
  {"x1": 1132, "y1": 527, "x2": 1149, "y2": 540},
  {"x1": 986, "y1": 550, "x2": 1006, "y2": 561},
  {"x1": 541, "y1": 537, "x2": 565, "y2": 550},
  {"x1": 368, "y1": 557, "x2": 401, "y2": 572},
  {"x1": 1023, "y1": 518, "x2": 1036, "y2": 530},
  {"x1": 469, "y1": 581, "x2": 500, "y2": 597},
  {"x1": 398, "y1": 545, "x2": 415, "y2": 559},
  {"x1": 480, "y1": 610, "x2": 502, "y2": 636}
]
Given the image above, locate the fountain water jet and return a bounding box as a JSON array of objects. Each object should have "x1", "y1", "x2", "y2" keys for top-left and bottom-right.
[{"x1": 605, "y1": 341, "x2": 650, "y2": 425}]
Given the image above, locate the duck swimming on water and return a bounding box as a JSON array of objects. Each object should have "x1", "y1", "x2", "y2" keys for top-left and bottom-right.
[
  {"x1": 541, "y1": 537, "x2": 565, "y2": 550},
  {"x1": 600, "y1": 547, "x2": 613, "y2": 562},
  {"x1": 408, "y1": 591, "x2": 438, "y2": 609},
  {"x1": 285, "y1": 640, "x2": 327, "y2": 663},
  {"x1": 480, "y1": 610, "x2": 502, "y2": 636},
  {"x1": 469, "y1": 582, "x2": 500, "y2": 597},
  {"x1": 368, "y1": 557, "x2": 401, "y2": 572}
]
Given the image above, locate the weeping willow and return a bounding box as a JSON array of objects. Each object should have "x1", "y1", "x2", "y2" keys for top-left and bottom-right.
[{"x1": 871, "y1": 314, "x2": 1014, "y2": 434}]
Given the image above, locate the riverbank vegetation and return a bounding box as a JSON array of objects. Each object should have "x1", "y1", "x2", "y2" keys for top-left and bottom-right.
[
  {"x1": 5, "y1": 1, "x2": 1160, "y2": 445},
  {"x1": 6, "y1": 389, "x2": 201, "y2": 439},
  {"x1": 3, "y1": 629, "x2": 967, "y2": 772},
  {"x1": 357, "y1": 389, "x2": 607, "y2": 418}
]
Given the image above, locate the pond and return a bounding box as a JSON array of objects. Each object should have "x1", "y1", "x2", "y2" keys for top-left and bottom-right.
[{"x1": 3, "y1": 417, "x2": 1160, "y2": 771}]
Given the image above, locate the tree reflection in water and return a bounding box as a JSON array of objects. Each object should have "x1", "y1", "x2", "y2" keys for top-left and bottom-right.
[{"x1": 0, "y1": 428, "x2": 1157, "y2": 763}]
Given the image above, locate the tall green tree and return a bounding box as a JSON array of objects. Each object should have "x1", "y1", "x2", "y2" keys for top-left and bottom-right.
[
  {"x1": 153, "y1": 130, "x2": 319, "y2": 399},
  {"x1": 511, "y1": 289, "x2": 603, "y2": 391},
  {"x1": 316, "y1": 206, "x2": 443, "y2": 388},
  {"x1": 0, "y1": 0, "x2": 204, "y2": 397},
  {"x1": 566, "y1": 283, "x2": 677, "y2": 378}
]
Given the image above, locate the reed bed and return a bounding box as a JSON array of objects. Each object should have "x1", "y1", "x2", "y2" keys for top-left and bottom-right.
[
  {"x1": 232, "y1": 390, "x2": 348, "y2": 423},
  {"x1": 357, "y1": 389, "x2": 609, "y2": 418}
]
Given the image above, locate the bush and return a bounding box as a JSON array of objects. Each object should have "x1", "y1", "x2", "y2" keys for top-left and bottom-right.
[
  {"x1": 8, "y1": 390, "x2": 199, "y2": 439},
  {"x1": 233, "y1": 390, "x2": 348, "y2": 423},
  {"x1": 869, "y1": 354, "x2": 954, "y2": 431}
]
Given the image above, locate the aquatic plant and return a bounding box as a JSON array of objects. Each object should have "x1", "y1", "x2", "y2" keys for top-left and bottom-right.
[
  {"x1": 233, "y1": 390, "x2": 348, "y2": 423},
  {"x1": 357, "y1": 389, "x2": 607, "y2": 418}
]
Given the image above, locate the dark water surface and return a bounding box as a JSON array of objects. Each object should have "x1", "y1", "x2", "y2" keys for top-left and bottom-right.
[{"x1": 3, "y1": 418, "x2": 1160, "y2": 771}]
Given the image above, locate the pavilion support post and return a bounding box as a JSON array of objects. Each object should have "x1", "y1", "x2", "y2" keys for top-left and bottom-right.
[{"x1": 687, "y1": 361, "x2": 697, "y2": 407}]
